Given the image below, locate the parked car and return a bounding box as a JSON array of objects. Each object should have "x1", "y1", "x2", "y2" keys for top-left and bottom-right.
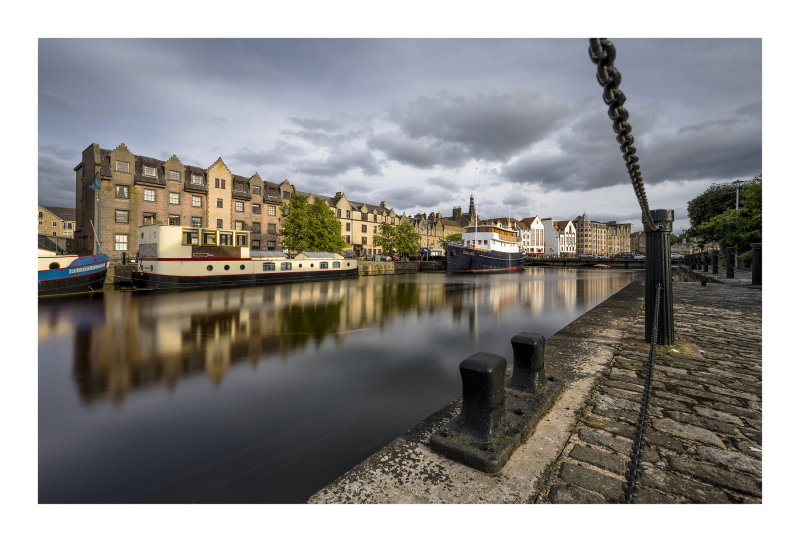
[
  {"x1": 634, "y1": 254, "x2": 646, "y2": 260},
  {"x1": 671, "y1": 253, "x2": 685, "y2": 260},
  {"x1": 579, "y1": 254, "x2": 594, "y2": 259}
]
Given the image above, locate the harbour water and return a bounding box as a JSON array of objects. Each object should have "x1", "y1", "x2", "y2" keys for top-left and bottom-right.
[{"x1": 38, "y1": 267, "x2": 640, "y2": 503}]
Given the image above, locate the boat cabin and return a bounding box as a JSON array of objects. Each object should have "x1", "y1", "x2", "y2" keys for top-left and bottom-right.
[
  {"x1": 461, "y1": 224, "x2": 520, "y2": 253},
  {"x1": 138, "y1": 224, "x2": 251, "y2": 260}
]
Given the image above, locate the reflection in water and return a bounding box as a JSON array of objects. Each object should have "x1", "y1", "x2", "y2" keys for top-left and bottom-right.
[{"x1": 38, "y1": 268, "x2": 639, "y2": 503}]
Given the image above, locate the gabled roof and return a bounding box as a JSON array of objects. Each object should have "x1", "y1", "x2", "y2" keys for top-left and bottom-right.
[{"x1": 40, "y1": 205, "x2": 76, "y2": 221}]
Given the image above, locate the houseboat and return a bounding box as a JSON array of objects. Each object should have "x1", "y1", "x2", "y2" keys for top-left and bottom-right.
[
  {"x1": 38, "y1": 249, "x2": 110, "y2": 297},
  {"x1": 131, "y1": 224, "x2": 358, "y2": 290},
  {"x1": 446, "y1": 223, "x2": 525, "y2": 273}
]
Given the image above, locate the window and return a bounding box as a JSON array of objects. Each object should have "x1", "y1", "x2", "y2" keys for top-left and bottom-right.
[
  {"x1": 169, "y1": 170, "x2": 180, "y2": 181},
  {"x1": 115, "y1": 234, "x2": 128, "y2": 251},
  {"x1": 115, "y1": 185, "x2": 129, "y2": 198},
  {"x1": 217, "y1": 198, "x2": 223, "y2": 208},
  {"x1": 267, "y1": 223, "x2": 276, "y2": 234},
  {"x1": 168, "y1": 215, "x2": 180, "y2": 225},
  {"x1": 235, "y1": 201, "x2": 244, "y2": 212},
  {"x1": 38, "y1": 221, "x2": 42, "y2": 226},
  {"x1": 268, "y1": 206, "x2": 276, "y2": 216},
  {"x1": 191, "y1": 217, "x2": 202, "y2": 227},
  {"x1": 263, "y1": 262, "x2": 275, "y2": 271},
  {"x1": 346, "y1": 235, "x2": 350, "y2": 244},
  {"x1": 282, "y1": 191, "x2": 290, "y2": 200},
  {"x1": 320, "y1": 261, "x2": 329, "y2": 269},
  {"x1": 252, "y1": 204, "x2": 261, "y2": 214},
  {"x1": 182, "y1": 228, "x2": 200, "y2": 245},
  {"x1": 143, "y1": 212, "x2": 156, "y2": 225},
  {"x1": 281, "y1": 262, "x2": 292, "y2": 271},
  {"x1": 217, "y1": 219, "x2": 223, "y2": 228},
  {"x1": 214, "y1": 178, "x2": 220, "y2": 188},
  {"x1": 361, "y1": 224, "x2": 367, "y2": 233},
  {"x1": 373, "y1": 226, "x2": 377, "y2": 233},
  {"x1": 267, "y1": 241, "x2": 276, "y2": 250},
  {"x1": 337, "y1": 209, "x2": 341, "y2": 217},
  {"x1": 191, "y1": 174, "x2": 203, "y2": 185},
  {"x1": 51, "y1": 221, "x2": 57, "y2": 227},
  {"x1": 346, "y1": 223, "x2": 351, "y2": 231},
  {"x1": 115, "y1": 210, "x2": 129, "y2": 223},
  {"x1": 219, "y1": 231, "x2": 234, "y2": 246},
  {"x1": 143, "y1": 188, "x2": 156, "y2": 202},
  {"x1": 252, "y1": 240, "x2": 261, "y2": 250},
  {"x1": 169, "y1": 192, "x2": 180, "y2": 205},
  {"x1": 202, "y1": 230, "x2": 217, "y2": 245},
  {"x1": 333, "y1": 261, "x2": 341, "y2": 269},
  {"x1": 115, "y1": 160, "x2": 130, "y2": 173},
  {"x1": 236, "y1": 233, "x2": 248, "y2": 247},
  {"x1": 221, "y1": 179, "x2": 226, "y2": 189},
  {"x1": 252, "y1": 186, "x2": 261, "y2": 195},
  {"x1": 252, "y1": 222, "x2": 261, "y2": 233},
  {"x1": 143, "y1": 165, "x2": 157, "y2": 177},
  {"x1": 346, "y1": 211, "x2": 351, "y2": 219},
  {"x1": 192, "y1": 195, "x2": 202, "y2": 207},
  {"x1": 391, "y1": 218, "x2": 395, "y2": 225},
  {"x1": 234, "y1": 220, "x2": 244, "y2": 230},
  {"x1": 362, "y1": 237, "x2": 367, "y2": 245}
]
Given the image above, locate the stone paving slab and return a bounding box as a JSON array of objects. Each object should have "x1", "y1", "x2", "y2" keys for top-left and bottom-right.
[{"x1": 542, "y1": 281, "x2": 761, "y2": 504}]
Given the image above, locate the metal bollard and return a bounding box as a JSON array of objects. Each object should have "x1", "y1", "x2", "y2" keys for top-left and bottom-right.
[
  {"x1": 702, "y1": 251, "x2": 709, "y2": 272},
  {"x1": 752, "y1": 243, "x2": 762, "y2": 286},
  {"x1": 712, "y1": 250, "x2": 719, "y2": 274},
  {"x1": 726, "y1": 247, "x2": 735, "y2": 278},
  {"x1": 644, "y1": 209, "x2": 674, "y2": 345},
  {"x1": 458, "y1": 353, "x2": 507, "y2": 440},
  {"x1": 508, "y1": 333, "x2": 546, "y2": 393}
]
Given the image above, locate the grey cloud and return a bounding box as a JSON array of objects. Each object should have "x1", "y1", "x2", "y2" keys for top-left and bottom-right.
[
  {"x1": 294, "y1": 148, "x2": 382, "y2": 178},
  {"x1": 39, "y1": 90, "x2": 72, "y2": 113},
  {"x1": 426, "y1": 176, "x2": 461, "y2": 192},
  {"x1": 390, "y1": 90, "x2": 569, "y2": 163},
  {"x1": 368, "y1": 131, "x2": 468, "y2": 168},
  {"x1": 736, "y1": 102, "x2": 762, "y2": 117},
  {"x1": 231, "y1": 142, "x2": 305, "y2": 167},
  {"x1": 39, "y1": 153, "x2": 76, "y2": 206},
  {"x1": 378, "y1": 186, "x2": 453, "y2": 210}
]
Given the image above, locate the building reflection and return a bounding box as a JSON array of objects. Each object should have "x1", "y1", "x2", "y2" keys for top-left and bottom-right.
[{"x1": 37, "y1": 270, "x2": 636, "y2": 404}]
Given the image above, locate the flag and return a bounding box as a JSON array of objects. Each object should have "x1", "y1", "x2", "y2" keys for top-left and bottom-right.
[
  {"x1": 343, "y1": 245, "x2": 354, "y2": 253},
  {"x1": 90, "y1": 181, "x2": 100, "y2": 189}
]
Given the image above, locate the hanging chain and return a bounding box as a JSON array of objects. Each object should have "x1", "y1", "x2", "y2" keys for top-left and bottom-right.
[
  {"x1": 588, "y1": 38, "x2": 660, "y2": 232},
  {"x1": 619, "y1": 282, "x2": 662, "y2": 503}
]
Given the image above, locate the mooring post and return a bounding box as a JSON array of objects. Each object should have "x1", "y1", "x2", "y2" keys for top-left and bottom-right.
[
  {"x1": 712, "y1": 250, "x2": 719, "y2": 275},
  {"x1": 726, "y1": 247, "x2": 735, "y2": 278},
  {"x1": 458, "y1": 353, "x2": 507, "y2": 440},
  {"x1": 644, "y1": 209, "x2": 674, "y2": 345},
  {"x1": 702, "y1": 251, "x2": 709, "y2": 272},
  {"x1": 508, "y1": 333, "x2": 546, "y2": 393},
  {"x1": 752, "y1": 243, "x2": 762, "y2": 286}
]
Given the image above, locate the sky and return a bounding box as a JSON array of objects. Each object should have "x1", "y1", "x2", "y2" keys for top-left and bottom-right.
[{"x1": 37, "y1": 37, "x2": 762, "y2": 235}]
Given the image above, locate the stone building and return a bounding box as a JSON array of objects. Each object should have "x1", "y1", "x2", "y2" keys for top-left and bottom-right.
[
  {"x1": 409, "y1": 212, "x2": 465, "y2": 254},
  {"x1": 607, "y1": 221, "x2": 633, "y2": 256},
  {"x1": 445, "y1": 196, "x2": 479, "y2": 227},
  {"x1": 74, "y1": 143, "x2": 293, "y2": 259},
  {"x1": 574, "y1": 213, "x2": 633, "y2": 256},
  {"x1": 519, "y1": 216, "x2": 545, "y2": 256},
  {"x1": 38, "y1": 205, "x2": 76, "y2": 238}
]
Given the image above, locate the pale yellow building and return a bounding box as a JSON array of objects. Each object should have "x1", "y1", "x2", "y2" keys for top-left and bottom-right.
[{"x1": 38, "y1": 205, "x2": 76, "y2": 238}]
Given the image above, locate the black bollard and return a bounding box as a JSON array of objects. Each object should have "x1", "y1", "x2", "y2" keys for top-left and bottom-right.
[
  {"x1": 644, "y1": 210, "x2": 674, "y2": 345},
  {"x1": 508, "y1": 333, "x2": 546, "y2": 393},
  {"x1": 726, "y1": 247, "x2": 735, "y2": 278},
  {"x1": 712, "y1": 250, "x2": 719, "y2": 275},
  {"x1": 458, "y1": 353, "x2": 507, "y2": 440},
  {"x1": 703, "y1": 251, "x2": 709, "y2": 272},
  {"x1": 752, "y1": 243, "x2": 762, "y2": 286}
]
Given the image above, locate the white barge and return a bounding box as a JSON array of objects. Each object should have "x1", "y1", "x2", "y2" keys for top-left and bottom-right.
[{"x1": 131, "y1": 224, "x2": 358, "y2": 290}]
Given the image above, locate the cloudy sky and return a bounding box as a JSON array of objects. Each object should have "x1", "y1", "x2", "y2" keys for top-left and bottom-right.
[{"x1": 38, "y1": 37, "x2": 760, "y2": 234}]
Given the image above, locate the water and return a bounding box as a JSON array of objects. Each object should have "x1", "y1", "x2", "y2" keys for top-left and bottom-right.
[{"x1": 38, "y1": 267, "x2": 640, "y2": 503}]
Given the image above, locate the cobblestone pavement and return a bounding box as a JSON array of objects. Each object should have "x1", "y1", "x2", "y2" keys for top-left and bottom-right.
[{"x1": 540, "y1": 280, "x2": 762, "y2": 503}]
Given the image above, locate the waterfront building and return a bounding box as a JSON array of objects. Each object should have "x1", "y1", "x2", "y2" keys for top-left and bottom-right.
[
  {"x1": 607, "y1": 221, "x2": 633, "y2": 256},
  {"x1": 631, "y1": 230, "x2": 646, "y2": 254},
  {"x1": 38, "y1": 205, "x2": 76, "y2": 238},
  {"x1": 409, "y1": 212, "x2": 465, "y2": 255},
  {"x1": 574, "y1": 213, "x2": 633, "y2": 256},
  {"x1": 519, "y1": 216, "x2": 545, "y2": 257},
  {"x1": 542, "y1": 218, "x2": 576, "y2": 258},
  {"x1": 74, "y1": 143, "x2": 292, "y2": 260},
  {"x1": 445, "y1": 196, "x2": 479, "y2": 227}
]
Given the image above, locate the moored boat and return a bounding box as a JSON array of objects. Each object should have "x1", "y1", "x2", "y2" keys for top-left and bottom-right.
[
  {"x1": 131, "y1": 224, "x2": 358, "y2": 290},
  {"x1": 38, "y1": 249, "x2": 109, "y2": 297},
  {"x1": 446, "y1": 223, "x2": 525, "y2": 273}
]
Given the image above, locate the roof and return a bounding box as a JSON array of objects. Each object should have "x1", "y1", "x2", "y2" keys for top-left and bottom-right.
[{"x1": 40, "y1": 205, "x2": 76, "y2": 221}]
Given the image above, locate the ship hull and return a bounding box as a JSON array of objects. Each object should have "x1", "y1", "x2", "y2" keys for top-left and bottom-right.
[
  {"x1": 38, "y1": 254, "x2": 109, "y2": 297},
  {"x1": 446, "y1": 243, "x2": 524, "y2": 273}
]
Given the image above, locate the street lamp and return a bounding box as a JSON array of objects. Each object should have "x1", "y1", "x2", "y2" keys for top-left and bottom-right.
[{"x1": 732, "y1": 180, "x2": 745, "y2": 269}]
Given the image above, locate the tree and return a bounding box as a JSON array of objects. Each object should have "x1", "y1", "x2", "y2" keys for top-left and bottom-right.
[
  {"x1": 279, "y1": 194, "x2": 346, "y2": 253},
  {"x1": 374, "y1": 222, "x2": 421, "y2": 256},
  {"x1": 439, "y1": 233, "x2": 463, "y2": 248}
]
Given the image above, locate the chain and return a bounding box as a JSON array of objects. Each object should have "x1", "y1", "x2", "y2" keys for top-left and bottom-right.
[
  {"x1": 588, "y1": 38, "x2": 660, "y2": 232},
  {"x1": 619, "y1": 282, "x2": 661, "y2": 503}
]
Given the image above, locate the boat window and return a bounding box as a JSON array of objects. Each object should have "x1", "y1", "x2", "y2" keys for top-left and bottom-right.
[
  {"x1": 319, "y1": 261, "x2": 329, "y2": 269},
  {"x1": 332, "y1": 261, "x2": 341, "y2": 269},
  {"x1": 235, "y1": 232, "x2": 249, "y2": 247},
  {"x1": 182, "y1": 228, "x2": 200, "y2": 245},
  {"x1": 201, "y1": 230, "x2": 217, "y2": 246},
  {"x1": 219, "y1": 231, "x2": 234, "y2": 246},
  {"x1": 263, "y1": 262, "x2": 276, "y2": 271},
  {"x1": 281, "y1": 262, "x2": 292, "y2": 271},
  {"x1": 49, "y1": 262, "x2": 60, "y2": 270}
]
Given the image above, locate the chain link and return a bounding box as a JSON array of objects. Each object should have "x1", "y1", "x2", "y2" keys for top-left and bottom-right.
[
  {"x1": 619, "y1": 282, "x2": 662, "y2": 503},
  {"x1": 589, "y1": 38, "x2": 660, "y2": 232}
]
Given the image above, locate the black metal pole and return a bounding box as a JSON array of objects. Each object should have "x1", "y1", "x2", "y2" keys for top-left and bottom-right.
[
  {"x1": 702, "y1": 251, "x2": 709, "y2": 272},
  {"x1": 712, "y1": 250, "x2": 719, "y2": 275},
  {"x1": 644, "y1": 209, "x2": 674, "y2": 345},
  {"x1": 726, "y1": 247, "x2": 735, "y2": 278},
  {"x1": 752, "y1": 243, "x2": 762, "y2": 286}
]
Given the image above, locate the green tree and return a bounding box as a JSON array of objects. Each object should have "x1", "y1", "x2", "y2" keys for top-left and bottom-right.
[
  {"x1": 374, "y1": 222, "x2": 421, "y2": 257},
  {"x1": 696, "y1": 177, "x2": 761, "y2": 255},
  {"x1": 279, "y1": 194, "x2": 346, "y2": 253},
  {"x1": 439, "y1": 233, "x2": 463, "y2": 248}
]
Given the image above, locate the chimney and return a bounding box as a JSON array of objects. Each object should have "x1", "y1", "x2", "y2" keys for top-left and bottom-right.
[
  {"x1": 453, "y1": 206, "x2": 462, "y2": 218},
  {"x1": 380, "y1": 201, "x2": 386, "y2": 207},
  {"x1": 335, "y1": 191, "x2": 343, "y2": 197}
]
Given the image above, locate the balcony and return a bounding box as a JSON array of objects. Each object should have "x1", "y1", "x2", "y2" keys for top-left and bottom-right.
[{"x1": 232, "y1": 188, "x2": 252, "y2": 201}]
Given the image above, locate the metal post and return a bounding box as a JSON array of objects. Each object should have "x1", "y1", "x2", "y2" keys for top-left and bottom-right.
[
  {"x1": 712, "y1": 250, "x2": 719, "y2": 275},
  {"x1": 726, "y1": 247, "x2": 735, "y2": 278},
  {"x1": 458, "y1": 353, "x2": 507, "y2": 440},
  {"x1": 702, "y1": 251, "x2": 709, "y2": 272},
  {"x1": 508, "y1": 333, "x2": 546, "y2": 394},
  {"x1": 644, "y1": 209, "x2": 674, "y2": 345},
  {"x1": 752, "y1": 243, "x2": 762, "y2": 286}
]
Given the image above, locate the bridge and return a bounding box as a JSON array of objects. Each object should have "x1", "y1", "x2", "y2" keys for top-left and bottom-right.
[{"x1": 524, "y1": 256, "x2": 649, "y2": 269}]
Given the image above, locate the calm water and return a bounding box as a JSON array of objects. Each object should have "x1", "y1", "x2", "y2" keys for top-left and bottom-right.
[{"x1": 38, "y1": 267, "x2": 640, "y2": 503}]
